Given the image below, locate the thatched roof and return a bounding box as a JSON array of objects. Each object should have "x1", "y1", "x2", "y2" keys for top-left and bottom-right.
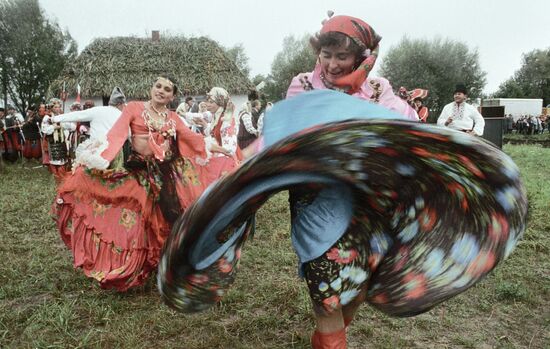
[{"x1": 50, "y1": 36, "x2": 253, "y2": 98}]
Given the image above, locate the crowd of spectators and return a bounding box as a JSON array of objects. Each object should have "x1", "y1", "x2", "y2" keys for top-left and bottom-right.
[{"x1": 504, "y1": 114, "x2": 549, "y2": 135}]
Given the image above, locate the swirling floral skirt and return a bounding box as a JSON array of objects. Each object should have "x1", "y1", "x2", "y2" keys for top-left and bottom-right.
[{"x1": 158, "y1": 118, "x2": 527, "y2": 317}]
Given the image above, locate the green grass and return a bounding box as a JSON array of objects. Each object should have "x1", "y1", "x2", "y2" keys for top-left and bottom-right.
[
  {"x1": 504, "y1": 132, "x2": 550, "y2": 141},
  {"x1": 1, "y1": 145, "x2": 549, "y2": 348}
]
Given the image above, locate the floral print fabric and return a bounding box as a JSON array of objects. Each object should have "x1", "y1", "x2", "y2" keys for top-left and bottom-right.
[
  {"x1": 158, "y1": 119, "x2": 527, "y2": 317},
  {"x1": 54, "y1": 147, "x2": 209, "y2": 291}
]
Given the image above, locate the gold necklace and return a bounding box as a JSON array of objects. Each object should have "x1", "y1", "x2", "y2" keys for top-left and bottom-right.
[
  {"x1": 143, "y1": 102, "x2": 167, "y2": 132},
  {"x1": 150, "y1": 102, "x2": 168, "y2": 118}
]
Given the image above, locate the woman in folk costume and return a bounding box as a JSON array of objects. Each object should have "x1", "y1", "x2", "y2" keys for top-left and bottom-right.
[
  {"x1": 0, "y1": 106, "x2": 24, "y2": 162},
  {"x1": 398, "y1": 87, "x2": 430, "y2": 123},
  {"x1": 289, "y1": 14, "x2": 419, "y2": 347},
  {"x1": 21, "y1": 106, "x2": 43, "y2": 161},
  {"x1": 53, "y1": 75, "x2": 229, "y2": 291},
  {"x1": 41, "y1": 98, "x2": 76, "y2": 180},
  {"x1": 157, "y1": 14, "x2": 528, "y2": 349},
  {"x1": 286, "y1": 16, "x2": 418, "y2": 121},
  {"x1": 194, "y1": 87, "x2": 241, "y2": 182},
  {"x1": 36, "y1": 104, "x2": 49, "y2": 161},
  {"x1": 407, "y1": 88, "x2": 429, "y2": 123},
  {"x1": 413, "y1": 98, "x2": 429, "y2": 122}
]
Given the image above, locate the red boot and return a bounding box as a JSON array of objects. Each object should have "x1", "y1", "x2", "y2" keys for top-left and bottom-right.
[{"x1": 311, "y1": 328, "x2": 347, "y2": 349}]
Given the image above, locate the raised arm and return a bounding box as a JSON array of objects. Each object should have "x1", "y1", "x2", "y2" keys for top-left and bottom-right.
[
  {"x1": 73, "y1": 103, "x2": 134, "y2": 169},
  {"x1": 52, "y1": 108, "x2": 95, "y2": 123},
  {"x1": 286, "y1": 73, "x2": 313, "y2": 99},
  {"x1": 100, "y1": 103, "x2": 134, "y2": 162},
  {"x1": 376, "y1": 77, "x2": 419, "y2": 121},
  {"x1": 61, "y1": 121, "x2": 77, "y2": 132}
]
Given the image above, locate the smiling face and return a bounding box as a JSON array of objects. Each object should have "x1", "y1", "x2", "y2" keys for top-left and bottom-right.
[
  {"x1": 454, "y1": 92, "x2": 466, "y2": 104},
  {"x1": 150, "y1": 78, "x2": 175, "y2": 106},
  {"x1": 204, "y1": 96, "x2": 219, "y2": 113},
  {"x1": 319, "y1": 44, "x2": 357, "y2": 84}
]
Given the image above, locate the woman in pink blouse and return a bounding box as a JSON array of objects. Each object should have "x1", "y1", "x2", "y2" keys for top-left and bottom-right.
[
  {"x1": 194, "y1": 87, "x2": 241, "y2": 183},
  {"x1": 54, "y1": 75, "x2": 228, "y2": 291},
  {"x1": 286, "y1": 17, "x2": 418, "y2": 121},
  {"x1": 286, "y1": 14, "x2": 418, "y2": 348}
]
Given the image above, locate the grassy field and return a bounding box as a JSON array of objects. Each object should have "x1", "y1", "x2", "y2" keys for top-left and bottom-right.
[
  {"x1": 503, "y1": 133, "x2": 550, "y2": 142},
  {"x1": 0, "y1": 145, "x2": 549, "y2": 349}
]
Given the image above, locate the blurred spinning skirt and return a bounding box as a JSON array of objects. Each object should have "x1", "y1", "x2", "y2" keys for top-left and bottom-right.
[{"x1": 158, "y1": 90, "x2": 528, "y2": 317}]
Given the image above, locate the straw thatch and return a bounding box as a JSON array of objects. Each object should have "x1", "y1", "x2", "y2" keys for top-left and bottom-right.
[{"x1": 49, "y1": 36, "x2": 253, "y2": 99}]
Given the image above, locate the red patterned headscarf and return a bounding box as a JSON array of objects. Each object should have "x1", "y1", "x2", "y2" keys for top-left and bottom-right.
[{"x1": 320, "y1": 15, "x2": 382, "y2": 94}]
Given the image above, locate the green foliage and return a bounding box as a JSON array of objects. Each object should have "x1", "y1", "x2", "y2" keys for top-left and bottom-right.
[
  {"x1": 494, "y1": 79, "x2": 526, "y2": 99},
  {"x1": 267, "y1": 34, "x2": 317, "y2": 102},
  {"x1": 224, "y1": 43, "x2": 251, "y2": 79},
  {"x1": 0, "y1": 0, "x2": 77, "y2": 113},
  {"x1": 251, "y1": 74, "x2": 266, "y2": 87},
  {"x1": 494, "y1": 48, "x2": 550, "y2": 106},
  {"x1": 379, "y1": 37, "x2": 487, "y2": 120}
]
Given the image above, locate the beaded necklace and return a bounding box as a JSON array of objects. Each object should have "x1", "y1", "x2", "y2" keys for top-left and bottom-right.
[
  {"x1": 144, "y1": 102, "x2": 169, "y2": 130},
  {"x1": 142, "y1": 102, "x2": 176, "y2": 142}
]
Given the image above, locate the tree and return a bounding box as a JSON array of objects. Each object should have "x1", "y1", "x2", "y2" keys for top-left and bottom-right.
[
  {"x1": 379, "y1": 37, "x2": 487, "y2": 120},
  {"x1": 251, "y1": 74, "x2": 265, "y2": 87},
  {"x1": 493, "y1": 79, "x2": 526, "y2": 99},
  {"x1": 0, "y1": 0, "x2": 77, "y2": 114},
  {"x1": 225, "y1": 43, "x2": 251, "y2": 79},
  {"x1": 494, "y1": 48, "x2": 550, "y2": 106},
  {"x1": 268, "y1": 34, "x2": 317, "y2": 101}
]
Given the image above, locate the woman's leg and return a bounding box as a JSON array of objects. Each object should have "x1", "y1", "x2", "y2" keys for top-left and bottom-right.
[
  {"x1": 311, "y1": 306, "x2": 347, "y2": 349},
  {"x1": 315, "y1": 307, "x2": 344, "y2": 333},
  {"x1": 341, "y1": 288, "x2": 367, "y2": 327}
]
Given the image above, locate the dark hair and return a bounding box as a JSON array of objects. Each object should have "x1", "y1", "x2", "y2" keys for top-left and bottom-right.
[
  {"x1": 185, "y1": 96, "x2": 194, "y2": 103},
  {"x1": 83, "y1": 100, "x2": 95, "y2": 110},
  {"x1": 310, "y1": 31, "x2": 364, "y2": 63},
  {"x1": 247, "y1": 89, "x2": 259, "y2": 101},
  {"x1": 157, "y1": 74, "x2": 179, "y2": 95}
]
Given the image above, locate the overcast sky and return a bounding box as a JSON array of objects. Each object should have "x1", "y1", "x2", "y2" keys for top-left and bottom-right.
[{"x1": 39, "y1": 0, "x2": 549, "y2": 94}]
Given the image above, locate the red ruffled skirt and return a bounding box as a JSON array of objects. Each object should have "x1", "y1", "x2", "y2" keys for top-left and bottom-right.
[{"x1": 54, "y1": 154, "x2": 225, "y2": 291}]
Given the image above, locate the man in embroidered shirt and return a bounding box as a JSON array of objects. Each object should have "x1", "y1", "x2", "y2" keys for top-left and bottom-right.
[
  {"x1": 437, "y1": 84, "x2": 485, "y2": 136},
  {"x1": 52, "y1": 87, "x2": 126, "y2": 140}
]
